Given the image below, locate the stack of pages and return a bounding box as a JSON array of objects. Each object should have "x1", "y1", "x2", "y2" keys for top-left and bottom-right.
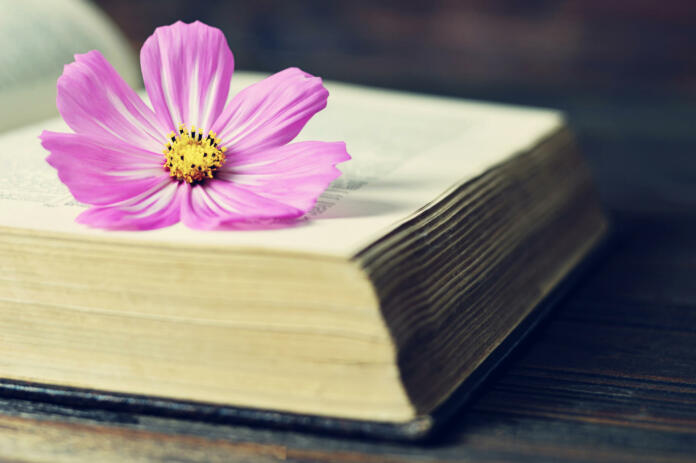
[{"x1": 0, "y1": 0, "x2": 607, "y2": 438}]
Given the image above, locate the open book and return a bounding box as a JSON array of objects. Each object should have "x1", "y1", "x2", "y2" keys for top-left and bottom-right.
[{"x1": 0, "y1": 0, "x2": 607, "y2": 439}]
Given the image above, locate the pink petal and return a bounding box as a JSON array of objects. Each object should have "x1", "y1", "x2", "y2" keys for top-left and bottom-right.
[
  {"x1": 41, "y1": 131, "x2": 172, "y2": 206},
  {"x1": 76, "y1": 181, "x2": 185, "y2": 231},
  {"x1": 56, "y1": 50, "x2": 166, "y2": 153},
  {"x1": 212, "y1": 68, "x2": 328, "y2": 156},
  {"x1": 218, "y1": 141, "x2": 350, "y2": 212},
  {"x1": 181, "y1": 180, "x2": 305, "y2": 230},
  {"x1": 140, "y1": 21, "x2": 235, "y2": 133}
]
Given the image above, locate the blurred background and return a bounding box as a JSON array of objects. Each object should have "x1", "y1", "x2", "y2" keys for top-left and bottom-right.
[{"x1": 60, "y1": 1, "x2": 696, "y2": 216}]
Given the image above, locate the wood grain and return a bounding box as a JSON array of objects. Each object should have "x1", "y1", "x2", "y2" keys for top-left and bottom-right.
[
  {"x1": 6, "y1": 2, "x2": 696, "y2": 458},
  {"x1": 1, "y1": 215, "x2": 695, "y2": 462}
]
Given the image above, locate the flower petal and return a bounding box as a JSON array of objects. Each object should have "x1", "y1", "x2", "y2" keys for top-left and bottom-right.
[
  {"x1": 41, "y1": 131, "x2": 171, "y2": 206},
  {"x1": 212, "y1": 68, "x2": 328, "y2": 156},
  {"x1": 140, "y1": 21, "x2": 235, "y2": 133},
  {"x1": 56, "y1": 50, "x2": 166, "y2": 153},
  {"x1": 218, "y1": 141, "x2": 350, "y2": 212},
  {"x1": 181, "y1": 180, "x2": 305, "y2": 230},
  {"x1": 76, "y1": 181, "x2": 185, "y2": 231}
]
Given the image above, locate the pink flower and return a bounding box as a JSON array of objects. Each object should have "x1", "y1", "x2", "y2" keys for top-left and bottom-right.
[{"x1": 40, "y1": 21, "x2": 350, "y2": 230}]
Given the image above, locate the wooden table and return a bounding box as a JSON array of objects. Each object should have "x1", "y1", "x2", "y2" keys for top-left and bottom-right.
[{"x1": 2, "y1": 135, "x2": 696, "y2": 461}]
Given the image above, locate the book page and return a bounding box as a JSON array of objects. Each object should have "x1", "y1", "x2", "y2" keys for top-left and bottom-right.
[
  {"x1": 0, "y1": 0, "x2": 138, "y2": 131},
  {"x1": 0, "y1": 72, "x2": 562, "y2": 258}
]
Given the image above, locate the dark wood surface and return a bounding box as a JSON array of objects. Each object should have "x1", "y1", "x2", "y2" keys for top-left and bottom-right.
[
  {"x1": 1, "y1": 213, "x2": 695, "y2": 462},
  {"x1": 6, "y1": 2, "x2": 696, "y2": 460}
]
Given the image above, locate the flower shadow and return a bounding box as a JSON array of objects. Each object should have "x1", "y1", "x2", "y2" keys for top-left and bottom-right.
[
  {"x1": 314, "y1": 197, "x2": 404, "y2": 219},
  {"x1": 208, "y1": 198, "x2": 402, "y2": 231}
]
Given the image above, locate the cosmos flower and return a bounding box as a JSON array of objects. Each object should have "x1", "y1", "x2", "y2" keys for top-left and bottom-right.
[{"x1": 40, "y1": 21, "x2": 350, "y2": 230}]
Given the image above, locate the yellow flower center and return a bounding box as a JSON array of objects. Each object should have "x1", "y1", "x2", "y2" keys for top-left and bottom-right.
[{"x1": 163, "y1": 124, "x2": 227, "y2": 183}]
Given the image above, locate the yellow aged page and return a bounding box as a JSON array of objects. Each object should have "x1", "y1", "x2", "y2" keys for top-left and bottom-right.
[{"x1": 0, "y1": 72, "x2": 562, "y2": 258}]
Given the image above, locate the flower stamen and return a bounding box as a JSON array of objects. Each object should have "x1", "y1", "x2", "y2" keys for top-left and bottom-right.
[{"x1": 163, "y1": 124, "x2": 227, "y2": 183}]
